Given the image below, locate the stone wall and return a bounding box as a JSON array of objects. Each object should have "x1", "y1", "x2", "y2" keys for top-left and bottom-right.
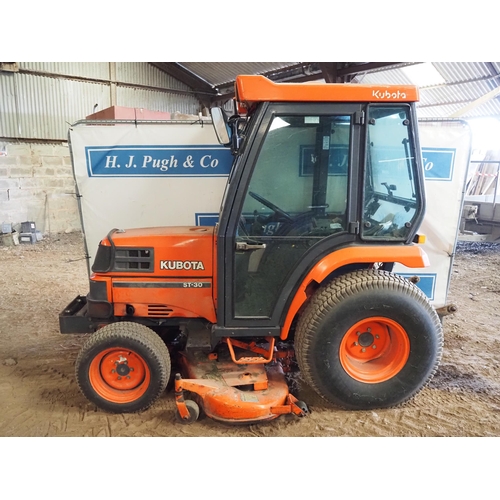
[{"x1": 0, "y1": 142, "x2": 81, "y2": 234}]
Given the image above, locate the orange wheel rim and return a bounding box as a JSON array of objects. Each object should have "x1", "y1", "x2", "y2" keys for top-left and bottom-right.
[
  {"x1": 89, "y1": 348, "x2": 151, "y2": 403},
  {"x1": 339, "y1": 317, "x2": 410, "y2": 383}
]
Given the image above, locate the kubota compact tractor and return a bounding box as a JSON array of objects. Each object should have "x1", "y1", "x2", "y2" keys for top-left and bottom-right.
[{"x1": 60, "y1": 75, "x2": 442, "y2": 425}]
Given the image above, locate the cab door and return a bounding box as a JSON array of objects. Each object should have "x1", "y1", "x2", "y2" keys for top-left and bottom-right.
[{"x1": 215, "y1": 102, "x2": 364, "y2": 336}]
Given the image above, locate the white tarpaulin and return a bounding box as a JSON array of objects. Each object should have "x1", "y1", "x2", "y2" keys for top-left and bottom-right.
[
  {"x1": 394, "y1": 119, "x2": 471, "y2": 308},
  {"x1": 70, "y1": 121, "x2": 232, "y2": 269},
  {"x1": 70, "y1": 118, "x2": 470, "y2": 308}
]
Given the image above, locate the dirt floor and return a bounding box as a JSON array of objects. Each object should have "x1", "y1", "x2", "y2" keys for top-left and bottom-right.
[{"x1": 1, "y1": 232, "x2": 500, "y2": 437}]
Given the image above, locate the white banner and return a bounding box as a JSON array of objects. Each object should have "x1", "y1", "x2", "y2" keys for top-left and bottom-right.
[
  {"x1": 394, "y1": 119, "x2": 471, "y2": 308},
  {"x1": 70, "y1": 121, "x2": 232, "y2": 268},
  {"x1": 70, "y1": 119, "x2": 470, "y2": 309}
]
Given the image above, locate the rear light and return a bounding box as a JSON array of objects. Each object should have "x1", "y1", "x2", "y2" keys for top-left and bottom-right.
[{"x1": 413, "y1": 234, "x2": 426, "y2": 244}]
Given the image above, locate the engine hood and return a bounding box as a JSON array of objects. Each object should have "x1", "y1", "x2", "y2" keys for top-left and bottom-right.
[{"x1": 92, "y1": 226, "x2": 215, "y2": 277}]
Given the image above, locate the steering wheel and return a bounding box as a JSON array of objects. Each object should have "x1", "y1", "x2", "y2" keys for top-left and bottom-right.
[{"x1": 249, "y1": 191, "x2": 293, "y2": 222}]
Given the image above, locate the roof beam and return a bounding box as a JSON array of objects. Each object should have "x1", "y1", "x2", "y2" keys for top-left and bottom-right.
[
  {"x1": 449, "y1": 86, "x2": 500, "y2": 117},
  {"x1": 265, "y1": 62, "x2": 405, "y2": 84},
  {"x1": 272, "y1": 72, "x2": 322, "y2": 83},
  {"x1": 210, "y1": 64, "x2": 323, "y2": 105},
  {"x1": 150, "y1": 62, "x2": 217, "y2": 107},
  {"x1": 262, "y1": 63, "x2": 322, "y2": 83},
  {"x1": 318, "y1": 63, "x2": 339, "y2": 83},
  {"x1": 150, "y1": 63, "x2": 214, "y2": 93},
  {"x1": 211, "y1": 93, "x2": 234, "y2": 106},
  {"x1": 422, "y1": 74, "x2": 500, "y2": 90},
  {"x1": 337, "y1": 62, "x2": 406, "y2": 76}
]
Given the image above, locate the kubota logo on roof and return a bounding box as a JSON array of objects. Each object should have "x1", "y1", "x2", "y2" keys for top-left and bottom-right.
[{"x1": 372, "y1": 90, "x2": 407, "y2": 99}]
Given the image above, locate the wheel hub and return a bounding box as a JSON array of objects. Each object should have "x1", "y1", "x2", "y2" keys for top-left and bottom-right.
[
  {"x1": 358, "y1": 332, "x2": 374, "y2": 347},
  {"x1": 340, "y1": 317, "x2": 410, "y2": 383},
  {"x1": 115, "y1": 362, "x2": 131, "y2": 376},
  {"x1": 91, "y1": 349, "x2": 148, "y2": 394}
]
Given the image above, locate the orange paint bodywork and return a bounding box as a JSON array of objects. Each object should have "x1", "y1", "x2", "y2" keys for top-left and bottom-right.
[
  {"x1": 111, "y1": 278, "x2": 217, "y2": 323},
  {"x1": 94, "y1": 225, "x2": 429, "y2": 337},
  {"x1": 93, "y1": 226, "x2": 217, "y2": 323},
  {"x1": 176, "y1": 354, "x2": 304, "y2": 423},
  {"x1": 102, "y1": 226, "x2": 215, "y2": 277},
  {"x1": 235, "y1": 75, "x2": 419, "y2": 112},
  {"x1": 280, "y1": 245, "x2": 430, "y2": 340}
]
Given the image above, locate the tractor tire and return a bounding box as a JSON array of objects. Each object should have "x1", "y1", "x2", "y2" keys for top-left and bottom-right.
[
  {"x1": 76, "y1": 322, "x2": 171, "y2": 413},
  {"x1": 295, "y1": 269, "x2": 443, "y2": 410}
]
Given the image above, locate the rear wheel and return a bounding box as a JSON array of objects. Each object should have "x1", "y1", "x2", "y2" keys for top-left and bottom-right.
[
  {"x1": 295, "y1": 269, "x2": 443, "y2": 409},
  {"x1": 76, "y1": 322, "x2": 171, "y2": 413}
]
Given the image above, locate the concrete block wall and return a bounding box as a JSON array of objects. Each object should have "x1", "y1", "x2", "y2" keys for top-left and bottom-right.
[{"x1": 0, "y1": 142, "x2": 81, "y2": 234}]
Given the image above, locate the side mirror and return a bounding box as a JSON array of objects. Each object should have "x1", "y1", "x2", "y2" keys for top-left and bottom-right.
[{"x1": 210, "y1": 107, "x2": 231, "y2": 145}]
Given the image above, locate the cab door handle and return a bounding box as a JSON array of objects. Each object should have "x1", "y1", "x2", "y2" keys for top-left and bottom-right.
[{"x1": 236, "y1": 242, "x2": 267, "y2": 251}]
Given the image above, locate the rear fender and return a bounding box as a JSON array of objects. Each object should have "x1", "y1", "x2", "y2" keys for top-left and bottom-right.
[{"x1": 281, "y1": 245, "x2": 429, "y2": 340}]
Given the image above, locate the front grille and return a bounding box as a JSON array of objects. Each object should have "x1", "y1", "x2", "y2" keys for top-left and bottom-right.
[
  {"x1": 147, "y1": 304, "x2": 173, "y2": 317},
  {"x1": 113, "y1": 248, "x2": 154, "y2": 272}
]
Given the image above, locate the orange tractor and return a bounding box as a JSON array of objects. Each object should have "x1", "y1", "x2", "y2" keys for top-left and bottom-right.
[{"x1": 60, "y1": 75, "x2": 442, "y2": 424}]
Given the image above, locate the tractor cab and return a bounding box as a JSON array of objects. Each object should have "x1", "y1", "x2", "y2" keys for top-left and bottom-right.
[{"x1": 211, "y1": 76, "x2": 426, "y2": 338}]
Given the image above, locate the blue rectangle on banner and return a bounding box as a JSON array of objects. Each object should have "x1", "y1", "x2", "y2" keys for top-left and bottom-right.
[
  {"x1": 421, "y1": 148, "x2": 455, "y2": 181},
  {"x1": 398, "y1": 273, "x2": 436, "y2": 300},
  {"x1": 195, "y1": 213, "x2": 219, "y2": 226},
  {"x1": 85, "y1": 145, "x2": 233, "y2": 177}
]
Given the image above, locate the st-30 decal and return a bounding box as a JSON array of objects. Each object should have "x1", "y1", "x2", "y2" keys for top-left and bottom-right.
[{"x1": 113, "y1": 281, "x2": 211, "y2": 288}]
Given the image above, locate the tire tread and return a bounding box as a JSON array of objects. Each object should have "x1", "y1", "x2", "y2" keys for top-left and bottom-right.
[
  {"x1": 295, "y1": 269, "x2": 443, "y2": 409},
  {"x1": 75, "y1": 322, "x2": 171, "y2": 413}
]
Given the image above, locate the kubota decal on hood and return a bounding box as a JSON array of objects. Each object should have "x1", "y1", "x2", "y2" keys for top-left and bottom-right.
[{"x1": 160, "y1": 260, "x2": 205, "y2": 271}]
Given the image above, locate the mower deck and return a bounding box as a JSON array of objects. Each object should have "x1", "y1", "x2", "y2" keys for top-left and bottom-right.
[{"x1": 174, "y1": 347, "x2": 308, "y2": 424}]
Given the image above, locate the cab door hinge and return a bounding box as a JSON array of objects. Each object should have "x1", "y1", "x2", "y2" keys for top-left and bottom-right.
[
  {"x1": 348, "y1": 221, "x2": 360, "y2": 234},
  {"x1": 354, "y1": 111, "x2": 365, "y2": 125}
]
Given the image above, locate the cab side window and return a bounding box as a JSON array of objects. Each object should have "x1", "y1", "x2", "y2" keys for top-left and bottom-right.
[{"x1": 362, "y1": 106, "x2": 420, "y2": 241}]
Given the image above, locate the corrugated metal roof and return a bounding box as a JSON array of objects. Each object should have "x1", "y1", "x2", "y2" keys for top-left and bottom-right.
[
  {"x1": 116, "y1": 87, "x2": 199, "y2": 115},
  {"x1": 434, "y1": 62, "x2": 494, "y2": 83},
  {"x1": 0, "y1": 62, "x2": 203, "y2": 140},
  {"x1": 417, "y1": 99, "x2": 500, "y2": 119},
  {"x1": 0, "y1": 74, "x2": 17, "y2": 137},
  {"x1": 420, "y1": 80, "x2": 494, "y2": 106},
  {"x1": 353, "y1": 67, "x2": 414, "y2": 86},
  {"x1": 117, "y1": 62, "x2": 196, "y2": 91},
  {"x1": 173, "y1": 62, "x2": 500, "y2": 119},
  {"x1": 351, "y1": 62, "x2": 500, "y2": 119},
  {"x1": 179, "y1": 62, "x2": 298, "y2": 87},
  {"x1": 0, "y1": 73, "x2": 110, "y2": 139},
  {"x1": 20, "y1": 62, "x2": 111, "y2": 80},
  {"x1": 3, "y1": 62, "x2": 500, "y2": 141}
]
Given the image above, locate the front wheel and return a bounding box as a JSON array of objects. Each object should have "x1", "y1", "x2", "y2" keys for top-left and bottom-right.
[
  {"x1": 75, "y1": 322, "x2": 171, "y2": 413},
  {"x1": 295, "y1": 270, "x2": 443, "y2": 409}
]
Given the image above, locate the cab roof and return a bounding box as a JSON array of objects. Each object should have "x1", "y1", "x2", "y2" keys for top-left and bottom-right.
[{"x1": 235, "y1": 75, "x2": 419, "y2": 109}]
